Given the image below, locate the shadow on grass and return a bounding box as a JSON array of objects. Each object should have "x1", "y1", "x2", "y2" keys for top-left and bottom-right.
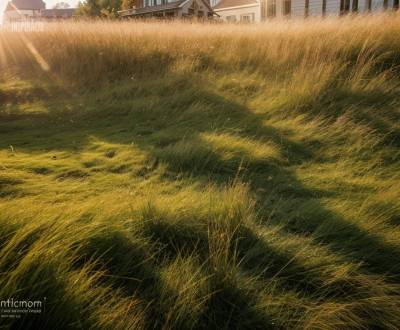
[
  {"x1": 77, "y1": 228, "x2": 277, "y2": 329},
  {"x1": 1, "y1": 72, "x2": 400, "y2": 328}
]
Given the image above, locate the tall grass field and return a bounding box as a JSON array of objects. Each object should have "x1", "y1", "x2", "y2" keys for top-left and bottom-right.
[{"x1": 0, "y1": 15, "x2": 400, "y2": 329}]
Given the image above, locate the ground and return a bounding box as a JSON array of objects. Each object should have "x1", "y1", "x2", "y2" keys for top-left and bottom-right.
[{"x1": 0, "y1": 16, "x2": 399, "y2": 329}]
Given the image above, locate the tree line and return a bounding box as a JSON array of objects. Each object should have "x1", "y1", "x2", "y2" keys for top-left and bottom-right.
[{"x1": 76, "y1": 0, "x2": 135, "y2": 17}]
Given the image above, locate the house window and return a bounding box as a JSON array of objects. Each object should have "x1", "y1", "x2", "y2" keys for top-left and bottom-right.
[
  {"x1": 283, "y1": 0, "x2": 291, "y2": 16},
  {"x1": 226, "y1": 15, "x2": 237, "y2": 22},
  {"x1": 198, "y1": 10, "x2": 204, "y2": 17},
  {"x1": 240, "y1": 13, "x2": 254, "y2": 22},
  {"x1": 267, "y1": 0, "x2": 276, "y2": 17}
]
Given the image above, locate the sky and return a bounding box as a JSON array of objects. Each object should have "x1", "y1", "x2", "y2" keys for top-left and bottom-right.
[{"x1": 0, "y1": 0, "x2": 79, "y2": 24}]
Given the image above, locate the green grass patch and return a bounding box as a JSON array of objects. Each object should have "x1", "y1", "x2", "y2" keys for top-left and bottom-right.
[{"x1": 0, "y1": 16, "x2": 400, "y2": 329}]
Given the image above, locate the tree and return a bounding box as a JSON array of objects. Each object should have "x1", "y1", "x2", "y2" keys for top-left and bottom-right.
[
  {"x1": 121, "y1": 0, "x2": 136, "y2": 10},
  {"x1": 99, "y1": 0, "x2": 123, "y2": 17},
  {"x1": 53, "y1": 2, "x2": 71, "y2": 9},
  {"x1": 76, "y1": 0, "x2": 102, "y2": 16},
  {"x1": 76, "y1": 0, "x2": 122, "y2": 17}
]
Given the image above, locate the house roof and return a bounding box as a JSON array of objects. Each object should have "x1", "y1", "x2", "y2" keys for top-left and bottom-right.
[
  {"x1": 124, "y1": 0, "x2": 186, "y2": 15},
  {"x1": 5, "y1": 0, "x2": 46, "y2": 11},
  {"x1": 119, "y1": 0, "x2": 214, "y2": 16},
  {"x1": 213, "y1": 0, "x2": 257, "y2": 10},
  {"x1": 41, "y1": 8, "x2": 76, "y2": 17}
]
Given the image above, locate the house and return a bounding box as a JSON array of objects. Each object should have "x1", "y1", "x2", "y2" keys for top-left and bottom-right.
[
  {"x1": 118, "y1": 0, "x2": 217, "y2": 18},
  {"x1": 213, "y1": 0, "x2": 260, "y2": 22},
  {"x1": 41, "y1": 8, "x2": 76, "y2": 20},
  {"x1": 3, "y1": 0, "x2": 45, "y2": 22},
  {"x1": 3, "y1": 0, "x2": 75, "y2": 23},
  {"x1": 213, "y1": 0, "x2": 399, "y2": 22}
]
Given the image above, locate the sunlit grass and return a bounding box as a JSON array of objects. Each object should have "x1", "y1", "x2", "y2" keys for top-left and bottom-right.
[{"x1": 0, "y1": 14, "x2": 399, "y2": 329}]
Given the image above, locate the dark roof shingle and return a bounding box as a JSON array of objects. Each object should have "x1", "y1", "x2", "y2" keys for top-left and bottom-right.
[
  {"x1": 127, "y1": 0, "x2": 185, "y2": 15},
  {"x1": 119, "y1": 0, "x2": 214, "y2": 16}
]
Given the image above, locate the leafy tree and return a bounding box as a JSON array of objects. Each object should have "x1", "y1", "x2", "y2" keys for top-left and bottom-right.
[
  {"x1": 53, "y1": 2, "x2": 71, "y2": 9},
  {"x1": 77, "y1": 0, "x2": 123, "y2": 17},
  {"x1": 99, "y1": 0, "x2": 123, "y2": 17},
  {"x1": 76, "y1": 0, "x2": 102, "y2": 16},
  {"x1": 121, "y1": 0, "x2": 136, "y2": 10}
]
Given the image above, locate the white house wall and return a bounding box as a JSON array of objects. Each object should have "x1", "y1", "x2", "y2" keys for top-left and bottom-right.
[
  {"x1": 350, "y1": 0, "x2": 389, "y2": 12},
  {"x1": 215, "y1": 5, "x2": 261, "y2": 22},
  {"x1": 4, "y1": 9, "x2": 41, "y2": 21},
  {"x1": 277, "y1": 0, "x2": 391, "y2": 17},
  {"x1": 325, "y1": 0, "x2": 340, "y2": 14},
  {"x1": 283, "y1": 0, "x2": 323, "y2": 17},
  {"x1": 309, "y1": 0, "x2": 323, "y2": 15},
  {"x1": 288, "y1": 0, "x2": 328, "y2": 17},
  {"x1": 292, "y1": 0, "x2": 305, "y2": 15},
  {"x1": 358, "y1": 0, "x2": 366, "y2": 12},
  {"x1": 370, "y1": 0, "x2": 382, "y2": 10}
]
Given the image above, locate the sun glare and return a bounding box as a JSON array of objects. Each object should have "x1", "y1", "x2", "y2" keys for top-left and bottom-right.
[{"x1": 21, "y1": 34, "x2": 50, "y2": 72}]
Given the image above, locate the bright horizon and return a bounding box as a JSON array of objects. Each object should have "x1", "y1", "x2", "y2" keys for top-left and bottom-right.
[{"x1": 0, "y1": 0, "x2": 79, "y2": 24}]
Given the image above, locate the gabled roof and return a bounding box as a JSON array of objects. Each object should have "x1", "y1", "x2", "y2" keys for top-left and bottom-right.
[
  {"x1": 5, "y1": 0, "x2": 46, "y2": 11},
  {"x1": 123, "y1": 0, "x2": 185, "y2": 15},
  {"x1": 187, "y1": 0, "x2": 214, "y2": 14},
  {"x1": 213, "y1": 0, "x2": 257, "y2": 10},
  {"x1": 119, "y1": 0, "x2": 214, "y2": 16}
]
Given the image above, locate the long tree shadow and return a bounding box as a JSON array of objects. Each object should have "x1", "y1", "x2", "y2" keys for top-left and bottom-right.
[
  {"x1": 73, "y1": 225, "x2": 279, "y2": 329},
  {"x1": 1, "y1": 73, "x2": 400, "y2": 316},
  {"x1": 83, "y1": 76, "x2": 400, "y2": 280}
]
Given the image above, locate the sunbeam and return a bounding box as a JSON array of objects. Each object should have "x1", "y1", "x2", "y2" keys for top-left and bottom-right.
[
  {"x1": 0, "y1": 34, "x2": 7, "y2": 69},
  {"x1": 20, "y1": 34, "x2": 50, "y2": 72}
]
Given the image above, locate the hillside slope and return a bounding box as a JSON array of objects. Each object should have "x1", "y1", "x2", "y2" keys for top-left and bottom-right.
[{"x1": 0, "y1": 16, "x2": 400, "y2": 329}]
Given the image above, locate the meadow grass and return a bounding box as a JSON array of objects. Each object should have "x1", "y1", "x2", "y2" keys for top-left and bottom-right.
[{"x1": 0, "y1": 14, "x2": 400, "y2": 329}]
